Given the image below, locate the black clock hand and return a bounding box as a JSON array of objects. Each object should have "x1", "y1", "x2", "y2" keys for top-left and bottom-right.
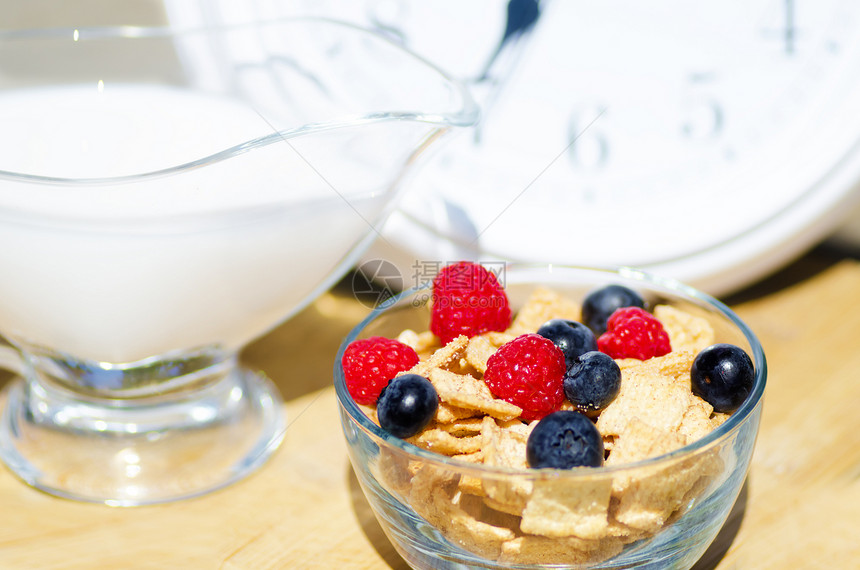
[
  {"x1": 476, "y1": 0, "x2": 542, "y2": 82},
  {"x1": 472, "y1": 0, "x2": 543, "y2": 142}
]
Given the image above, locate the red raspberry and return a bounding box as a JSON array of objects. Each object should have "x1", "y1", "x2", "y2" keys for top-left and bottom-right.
[
  {"x1": 430, "y1": 261, "x2": 511, "y2": 344},
  {"x1": 483, "y1": 334, "x2": 567, "y2": 421},
  {"x1": 597, "y1": 307, "x2": 671, "y2": 360},
  {"x1": 341, "y1": 336, "x2": 420, "y2": 405}
]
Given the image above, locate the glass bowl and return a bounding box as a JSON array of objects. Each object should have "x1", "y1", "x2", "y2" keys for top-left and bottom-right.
[
  {"x1": 0, "y1": 16, "x2": 476, "y2": 505},
  {"x1": 334, "y1": 264, "x2": 766, "y2": 569}
]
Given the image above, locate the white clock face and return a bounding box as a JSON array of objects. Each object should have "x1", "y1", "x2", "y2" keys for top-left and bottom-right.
[
  {"x1": 189, "y1": 0, "x2": 860, "y2": 293},
  {"x1": 349, "y1": 0, "x2": 860, "y2": 293}
]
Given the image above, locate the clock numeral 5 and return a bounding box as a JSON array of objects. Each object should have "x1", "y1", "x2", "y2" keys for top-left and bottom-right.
[
  {"x1": 681, "y1": 73, "x2": 724, "y2": 141},
  {"x1": 680, "y1": 99, "x2": 723, "y2": 140}
]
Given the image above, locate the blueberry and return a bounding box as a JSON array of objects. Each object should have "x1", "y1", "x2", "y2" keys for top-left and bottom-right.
[
  {"x1": 581, "y1": 284, "x2": 645, "y2": 335},
  {"x1": 536, "y1": 319, "x2": 598, "y2": 369},
  {"x1": 563, "y1": 351, "x2": 621, "y2": 414},
  {"x1": 377, "y1": 374, "x2": 439, "y2": 438},
  {"x1": 526, "y1": 411, "x2": 604, "y2": 469},
  {"x1": 691, "y1": 344, "x2": 754, "y2": 413}
]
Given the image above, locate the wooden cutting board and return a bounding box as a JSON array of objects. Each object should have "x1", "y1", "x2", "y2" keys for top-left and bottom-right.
[{"x1": 0, "y1": 258, "x2": 858, "y2": 569}]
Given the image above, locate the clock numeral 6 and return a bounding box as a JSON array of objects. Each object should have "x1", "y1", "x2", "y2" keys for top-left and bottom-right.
[{"x1": 567, "y1": 107, "x2": 609, "y2": 169}]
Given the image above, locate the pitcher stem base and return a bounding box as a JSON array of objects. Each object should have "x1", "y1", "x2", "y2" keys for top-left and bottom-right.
[{"x1": 0, "y1": 367, "x2": 284, "y2": 506}]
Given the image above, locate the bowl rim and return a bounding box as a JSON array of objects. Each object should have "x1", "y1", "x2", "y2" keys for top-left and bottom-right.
[
  {"x1": 334, "y1": 262, "x2": 767, "y2": 476},
  {"x1": 0, "y1": 16, "x2": 479, "y2": 186}
]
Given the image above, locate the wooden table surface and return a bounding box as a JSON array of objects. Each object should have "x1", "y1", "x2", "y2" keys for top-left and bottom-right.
[{"x1": 1, "y1": 250, "x2": 859, "y2": 569}]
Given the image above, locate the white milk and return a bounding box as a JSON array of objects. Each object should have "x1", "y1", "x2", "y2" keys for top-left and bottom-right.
[{"x1": 0, "y1": 84, "x2": 401, "y2": 363}]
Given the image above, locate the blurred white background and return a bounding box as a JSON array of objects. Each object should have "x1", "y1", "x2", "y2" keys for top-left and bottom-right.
[{"x1": 4, "y1": 0, "x2": 860, "y2": 295}]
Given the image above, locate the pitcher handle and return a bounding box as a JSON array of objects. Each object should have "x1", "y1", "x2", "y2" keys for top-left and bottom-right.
[{"x1": 0, "y1": 337, "x2": 24, "y2": 376}]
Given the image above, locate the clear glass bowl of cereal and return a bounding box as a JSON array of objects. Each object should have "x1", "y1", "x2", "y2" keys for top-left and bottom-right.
[{"x1": 334, "y1": 264, "x2": 766, "y2": 569}]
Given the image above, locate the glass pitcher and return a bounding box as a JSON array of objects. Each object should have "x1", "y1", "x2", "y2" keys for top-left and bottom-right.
[{"x1": 0, "y1": 16, "x2": 477, "y2": 505}]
